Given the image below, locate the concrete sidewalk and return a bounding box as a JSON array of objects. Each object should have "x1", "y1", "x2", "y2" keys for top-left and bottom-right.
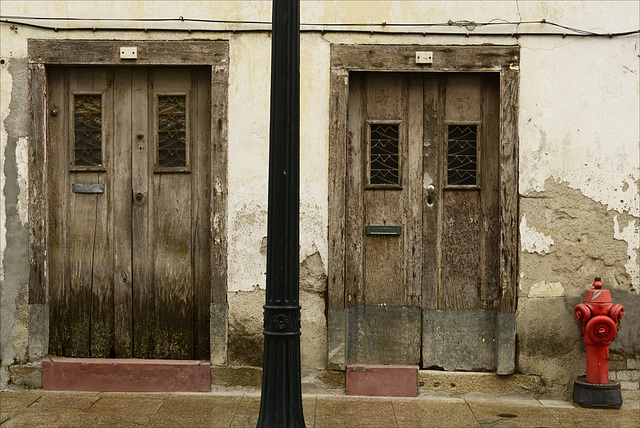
[{"x1": 1, "y1": 389, "x2": 638, "y2": 428}]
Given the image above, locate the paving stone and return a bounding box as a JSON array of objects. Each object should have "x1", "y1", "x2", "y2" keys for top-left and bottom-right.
[
  {"x1": 315, "y1": 396, "x2": 398, "y2": 427},
  {"x1": 547, "y1": 406, "x2": 639, "y2": 428},
  {"x1": 0, "y1": 412, "x2": 74, "y2": 428},
  {"x1": 62, "y1": 412, "x2": 151, "y2": 427},
  {"x1": 23, "y1": 392, "x2": 100, "y2": 411},
  {"x1": 0, "y1": 391, "x2": 42, "y2": 412},
  {"x1": 392, "y1": 398, "x2": 479, "y2": 427},
  {"x1": 80, "y1": 396, "x2": 165, "y2": 414},
  {"x1": 466, "y1": 399, "x2": 556, "y2": 422}
]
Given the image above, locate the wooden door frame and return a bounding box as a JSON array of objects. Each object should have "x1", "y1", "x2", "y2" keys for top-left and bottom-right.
[
  {"x1": 327, "y1": 44, "x2": 519, "y2": 373},
  {"x1": 27, "y1": 40, "x2": 229, "y2": 364}
]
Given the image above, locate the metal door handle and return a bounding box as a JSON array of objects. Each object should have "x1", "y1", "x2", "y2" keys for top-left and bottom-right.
[{"x1": 426, "y1": 184, "x2": 436, "y2": 206}]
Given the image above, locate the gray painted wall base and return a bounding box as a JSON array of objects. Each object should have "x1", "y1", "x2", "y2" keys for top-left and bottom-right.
[
  {"x1": 210, "y1": 303, "x2": 228, "y2": 365},
  {"x1": 327, "y1": 308, "x2": 346, "y2": 369},
  {"x1": 329, "y1": 307, "x2": 515, "y2": 372},
  {"x1": 348, "y1": 306, "x2": 421, "y2": 365},
  {"x1": 496, "y1": 312, "x2": 516, "y2": 374},
  {"x1": 422, "y1": 309, "x2": 497, "y2": 371},
  {"x1": 28, "y1": 303, "x2": 48, "y2": 362}
]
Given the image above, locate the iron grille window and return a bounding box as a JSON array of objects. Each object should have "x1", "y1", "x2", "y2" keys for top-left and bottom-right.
[
  {"x1": 73, "y1": 94, "x2": 102, "y2": 167},
  {"x1": 369, "y1": 123, "x2": 400, "y2": 186},
  {"x1": 447, "y1": 124, "x2": 478, "y2": 186}
]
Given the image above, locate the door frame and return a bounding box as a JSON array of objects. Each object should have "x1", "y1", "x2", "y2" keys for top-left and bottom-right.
[
  {"x1": 27, "y1": 40, "x2": 229, "y2": 364},
  {"x1": 327, "y1": 44, "x2": 520, "y2": 373}
]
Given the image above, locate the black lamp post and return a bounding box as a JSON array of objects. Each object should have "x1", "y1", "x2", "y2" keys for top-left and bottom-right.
[{"x1": 256, "y1": 0, "x2": 305, "y2": 427}]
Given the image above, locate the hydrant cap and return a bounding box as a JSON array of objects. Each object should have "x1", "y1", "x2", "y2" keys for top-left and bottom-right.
[{"x1": 584, "y1": 278, "x2": 612, "y2": 304}]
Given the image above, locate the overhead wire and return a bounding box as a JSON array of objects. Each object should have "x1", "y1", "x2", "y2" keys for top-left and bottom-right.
[{"x1": 1, "y1": 15, "x2": 638, "y2": 37}]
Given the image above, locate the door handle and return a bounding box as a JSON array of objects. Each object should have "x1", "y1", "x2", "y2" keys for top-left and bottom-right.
[{"x1": 427, "y1": 184, "x2": 436, "y2": 206}]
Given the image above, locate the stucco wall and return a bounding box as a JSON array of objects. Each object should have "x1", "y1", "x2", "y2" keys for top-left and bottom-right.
[{"x1": 1, "y1": 1, "x2": 638, "y2": 397}]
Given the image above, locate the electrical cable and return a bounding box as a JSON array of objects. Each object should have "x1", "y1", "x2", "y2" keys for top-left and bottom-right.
[{"x1": 1, "y1": 15, "x2": 638, "y2": 37}]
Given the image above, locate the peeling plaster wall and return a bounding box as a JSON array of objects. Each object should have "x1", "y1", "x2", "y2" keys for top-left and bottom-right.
[{"x1": 1, "y1": 1, "x2": 638, "y2": 396}]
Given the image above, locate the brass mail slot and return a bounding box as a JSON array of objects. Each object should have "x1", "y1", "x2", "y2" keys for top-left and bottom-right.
[
  {"x1": 366, "y1": 225, "x2": 402, "y2": 236},
  {"x1": 72, "y1": 183, "x2": 105, "y2": 194}
]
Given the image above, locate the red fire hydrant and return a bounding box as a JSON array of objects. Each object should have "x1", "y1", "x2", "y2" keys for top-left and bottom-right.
[{"x1": 574, "y1": 278, "x2": 624, "y2": 384}]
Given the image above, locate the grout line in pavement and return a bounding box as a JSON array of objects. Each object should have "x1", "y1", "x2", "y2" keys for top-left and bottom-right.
[
  {"x1": 26, "y1": 395, "x2": 43, "y2": 407},
  {"x1": 463, "y1": 398, "x2": 480, "y2": 425},
  {"x1": 390, "y1": 399, "x2": 399, "y2": 428}
]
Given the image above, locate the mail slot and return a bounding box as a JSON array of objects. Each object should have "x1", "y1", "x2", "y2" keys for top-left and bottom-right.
[
  {"x1": 366, "y1": 225, "x2": 402, "y2": 236},
  {"x1": 72, "y1": 183, "x2": 105, "y2": 194}
]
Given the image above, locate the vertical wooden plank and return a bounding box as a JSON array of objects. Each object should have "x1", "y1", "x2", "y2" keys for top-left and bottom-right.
[
  {"x1": 362, "y1": 73, "x2": 405, "y2": 306},
  {"x1": 194, "y1": 67, "x2": 212, "y2": 360},
  {"x1": 28, "y1": 63, "x2": 47, "y2": 305},
  {"x1": 90, "y1": 70, "x2": 114, "y2": 357},
  {"x1": 132, "y1": 67, "x2": 152, "y2": 358},
  {"x1": 210, "y1": 57, "x2": 229, "y2": 365},
  {"x1": 498, "y1": 69, "x2": 519, "y2": 314},
  {"x1": 328, "y1": 69, "x2": 349, "y2": 310},
  {"x1": 151, "y1": 68, "x2": 194, "y2": 359},
  {"x1": 405, "y1": 74, "x2": 423, "y2": 307},
  {"x1": 481, "y1": 74, "x2": 501, "y2": 309},
  {"x1": 46, "y1": 66, "x2": 68, "y2": 356},
  {"x1": 422, "y1": 75, "x2": 440, "y2": 311},
  {"x1": 440, "y1": 74, "x2": 482, "y2": 310},
  {"x1": 345, "y1": 72, "x2": 365, "y2": 306},
  {"x1": 328, "y1": 68, "x2": 349, "y2": 368},
  {"x1": 113, "y1": 68, "x2": 133, "y2": 357},
  {"x1": 211, "y1": 60, "x2": 229, "y2": 306}
]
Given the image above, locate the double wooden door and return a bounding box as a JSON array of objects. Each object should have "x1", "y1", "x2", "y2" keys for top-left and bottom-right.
[
  {"x1": 346, "y1": 72, "x2": 501, "y2": 370},
  {"x1": 47, "y1": 66, "x2": 211, "y2": 360}
]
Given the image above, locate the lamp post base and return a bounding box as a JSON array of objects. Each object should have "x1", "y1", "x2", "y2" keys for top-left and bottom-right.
[{"x1": 573, "y1": 375, "x2": 622, "y2": 409}]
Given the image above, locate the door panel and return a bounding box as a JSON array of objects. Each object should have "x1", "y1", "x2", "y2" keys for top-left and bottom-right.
[
  {"x1": 424, "y1": 73, "x2": 501, "y2": 371},
  {"x1": 346, "y1": 72, "x2": 422, "y2": 365},
  {"x1": 47, "y1": 66, "x2": 211, "y2": 360}
]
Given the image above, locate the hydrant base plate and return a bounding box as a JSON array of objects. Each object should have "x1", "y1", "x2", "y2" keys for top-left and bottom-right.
[{"x1": 573, "y1": 376, "x2": 622, "y2": 409}]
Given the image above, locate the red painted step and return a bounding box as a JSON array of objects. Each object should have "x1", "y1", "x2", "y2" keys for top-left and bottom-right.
[
  {"x1": 43, "y1": 358, "x2": 210, "y2": 392},
  {"x1": 346, "y1": 364, "x2": 418, "y2": 397}
]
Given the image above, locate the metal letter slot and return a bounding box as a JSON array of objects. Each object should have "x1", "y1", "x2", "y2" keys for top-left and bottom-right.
[
  {"x1": 366, "y1": 225, "x2": 402, "y2": 236},
  {"x1": 72, "y1": 183, "x2": 105, "y2": 194}
]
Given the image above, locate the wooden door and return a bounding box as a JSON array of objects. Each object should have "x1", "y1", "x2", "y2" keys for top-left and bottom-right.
[
  {"x1": 47, "y1": 66, "x2": 211, "y2": 360},
  {"x1": 345, "y1": 72, "x2": 500, "y2": 370}
]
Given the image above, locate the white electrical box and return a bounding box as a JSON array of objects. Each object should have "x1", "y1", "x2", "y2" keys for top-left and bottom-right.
[
  {"x1": 120, "y1": 47, "x2": 138, "y2": 60},
  {"x1": 416, "y1": 51, "x2": 433, "y2": 64}
]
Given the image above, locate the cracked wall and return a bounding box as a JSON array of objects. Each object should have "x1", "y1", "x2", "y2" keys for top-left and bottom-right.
[{"x1": 518, "y1": 180, "x2": 639, "y2": 398}]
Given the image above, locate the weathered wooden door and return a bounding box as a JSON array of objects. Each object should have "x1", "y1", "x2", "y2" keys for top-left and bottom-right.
[
  {"x1": 346, "y1": 72, "x2": 500, "y2": 370},
  {"x1": 47, "y1": 66, "x2": 211, "y2": 360}
]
